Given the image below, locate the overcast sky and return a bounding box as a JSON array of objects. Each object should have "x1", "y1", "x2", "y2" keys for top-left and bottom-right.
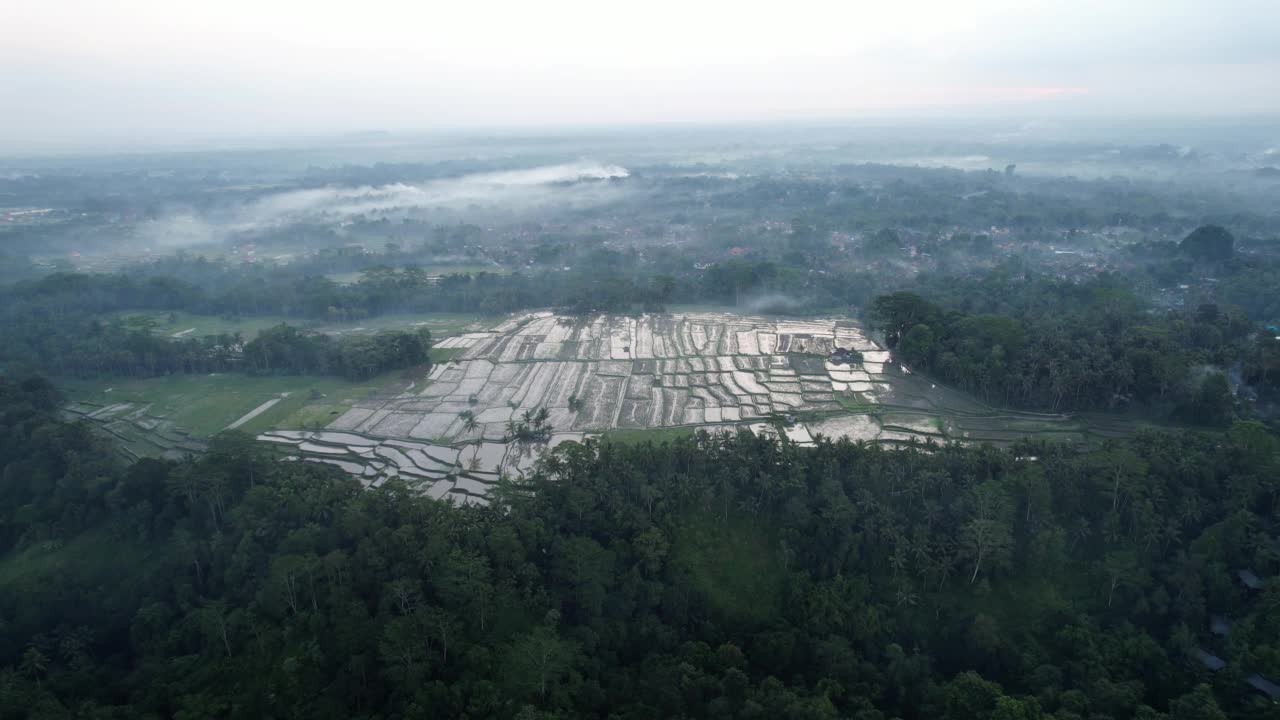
[{"x1": 3, "y1": 0, "x2": 1278, "y2": 149}]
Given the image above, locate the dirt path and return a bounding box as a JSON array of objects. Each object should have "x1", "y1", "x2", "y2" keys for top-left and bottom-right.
[{"x1": 226, "y1": 398, "x2": 281, "y2": 430}]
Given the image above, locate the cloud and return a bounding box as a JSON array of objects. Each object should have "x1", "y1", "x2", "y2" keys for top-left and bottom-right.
[
  {"x1": 135, "y1": 162, "x2": 633, "y2": 247},
  {"x1": 236, "y1": 161, "x2": 630, "y2": 227}
]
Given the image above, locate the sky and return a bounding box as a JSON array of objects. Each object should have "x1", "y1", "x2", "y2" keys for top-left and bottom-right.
[{"x1": 2, "y1": 0, "x2": 1278, "y2": 150}]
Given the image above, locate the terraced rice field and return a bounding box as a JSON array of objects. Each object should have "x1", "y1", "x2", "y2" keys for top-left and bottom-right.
[
  {"x1": 280, "y1": 310, "x2": 1157, "y2": 499},
  {"x1": 249, "y1": 311, "x2": 913, "y2": 504},
  {"x1": 69, "y1": 310, "x2": 1155, "y2": 505},
  {"x1": 62, "y1": 400, "x2": 209, "y2": 463},
  {"x1": 60, "y1": 371, "x2": 408, "y2": 462},
  {"x1": 256, "y1": 428, "x2": 587, "y2": 507},
  {"x1": 329, "y1": 312, "x2": 892, "y2": 441}
]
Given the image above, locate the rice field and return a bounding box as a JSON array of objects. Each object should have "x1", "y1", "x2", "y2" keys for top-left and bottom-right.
[
  {"x1": 255, "y1": 428, "x2": 589, "y2": 508},
  {"x1": 62, "y1": 396, "x2": 209, "y2": 463},
  {"x1": 59, "y1": 371, "x2": 406, "y2": 462},
  {"x1": 320, "y1": 311, "x2": 1115, "y2": 457},
  {"x1": 105, "y1": 310, "x2": 493, "y2": 342},
  {"x1": 67, "y1": 310, "x2": 1158, "y2": 503},
  {"x1": 331, "y1": 312, "x2": 890, "y2": 442}
]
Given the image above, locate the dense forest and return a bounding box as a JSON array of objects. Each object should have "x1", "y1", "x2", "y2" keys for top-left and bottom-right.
[
  {"x1": 240, "y1": 324, "x2": 432, "y2": 381},
  {"x1": 1, "y1": 377, "x2": 1278, "y2": 719},
  {"x1": 7, "y1": 234, "x2": 1280, "y2": 428},
  {"x1": 0, "y1": 314, "x2": 430, "y2": 382},
  {"x1": 0, "y1": 256, "x2": 875, "y2": 380},
  {"x1": 870, "y1": 271, "x2": 1280, "y2": 421},
  {"x1": 0, "y1": 273, "x2": 433, "y2": 380}
]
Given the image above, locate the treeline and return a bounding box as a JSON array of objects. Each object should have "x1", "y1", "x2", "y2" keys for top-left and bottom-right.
[
  {"x1": 1218, "y1": 261, "x2": 1280, "y2": 326},
  {"x1": 0, "y1": 266, "x2": 678, "y2": 379},
  {"x1": 2, "y1": 257, "x2": 873, "y2": 335},
  {"x1": 242, "y1": 324, "x2": 431, "y2": 381},
  {"x1": 871, "y1": 272, "x2": 1280, "y2": 419},
  {"x1": 1, "y1": 314, "x2": 430, "y2": 381},
  {"x1": 717, "y1": 169, "x2": 1280, "y2": 238},
  {"x1": 1, "y1": 376, "x2": 1278, "y2": 718}
]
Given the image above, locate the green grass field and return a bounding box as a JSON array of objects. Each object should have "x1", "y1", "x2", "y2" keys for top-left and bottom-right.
[
  {"x1": 65, "y1": 309, "x2": 482, "y2": 443},
  {"x1": 311, "y1": 312, "x2": 492, "y2": 338},
  {"x1": 60, "y1": 371, "x2": 402, "y2": 437},
  {"x1": 325, "y1": 265, "x2": 508, "y2": 285},
  {"x1": 109, "y1": 310, "x2": 494, "y2": 343},
  {"x1": 109, "y1": 310, "x2": 304, "y2": 339},
  {"x1": 601, "y1": 426, "x2": 697, "y2": 446},
  {"x1": 430, "y1": 346, "x2": 468, "y2": 364}
]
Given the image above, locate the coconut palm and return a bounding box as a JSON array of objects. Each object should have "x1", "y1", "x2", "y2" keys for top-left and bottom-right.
[{"x1": 533, "y1": 407, "x2": 552, "y2": 440}]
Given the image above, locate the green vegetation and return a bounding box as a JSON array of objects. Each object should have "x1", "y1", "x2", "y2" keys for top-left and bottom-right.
[
  {"x1": 671, "y1": 516, "x2": 784, "y2": 625},
  {"x1": 3, "y1": 379, "x2": 1280, "y2": 718},
  {"x1": 600, "y1": 425, "x2": 697, "y2": 445},
  {"x1": 9, "y1": 129, "x2": 1280, "y2": 719},
  {"x1": 243, "y1": 324, "x2": 431, "y2": 380},
  {"x1": 109, "y1": 309, "x2": 490, "y2": 342},
  {"x1": 428, "y1": 345, "x2": 468, "y2": 364},
  {"x1": 108, "y1": 309, "x2": 305, "y2": 338},
  {"x1": 326, "y1": 265, "x2": 507, "y2": 285},
  {"x1": 871, "y1": 273, "x2": 1278, "y2": 421},
  {"x1": 313, "y1": 311, "x2": 490, "y2": 338},
  {"x1": 60, "y1": 371, "x2": 401, "y2": 436},
  {"x1": 1179, "y1": 224, "x2": 1235, "y2": 262},
  {"x1": 833, "y1": 390, "x2": 877, "y2": 413},
  {"x1": 0, "y1": 527, "x2": 149, "y2": 600}
]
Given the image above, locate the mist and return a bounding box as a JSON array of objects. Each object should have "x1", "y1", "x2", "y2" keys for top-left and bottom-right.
[
  {"x1": 740, "y1": 292, "x2": 810, "y2": 315},
  {"x1": 134, "y1": 161, "x2": 633, "y2": 249},
  {"x1": 243, "y1": 162, "x2": 630, "y2": 224}
]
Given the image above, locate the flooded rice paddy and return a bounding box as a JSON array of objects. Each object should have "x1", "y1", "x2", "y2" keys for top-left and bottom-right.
[{"x1": 69, "y1": 311, "x2": 1132, "y2": 506}]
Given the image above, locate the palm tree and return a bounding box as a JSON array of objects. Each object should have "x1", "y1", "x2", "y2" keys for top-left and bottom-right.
[
  {"x1": 458, "y1": 410, "x2": 479, "y2": 434},
  {"x1": 20, "y1": 646, "x2": 47, "y2": 687},
  {"x1": 524, "y1": 407, "x2": 551, "y2": 440}
]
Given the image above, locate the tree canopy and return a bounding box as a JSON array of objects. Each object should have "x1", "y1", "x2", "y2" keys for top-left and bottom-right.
[
  {"x1": 1179, "y1": 225, "x2": 1235, "y2": 262},
  {"x1": 1, "y1": 377, "x2": 1278, "y2": 718}
]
